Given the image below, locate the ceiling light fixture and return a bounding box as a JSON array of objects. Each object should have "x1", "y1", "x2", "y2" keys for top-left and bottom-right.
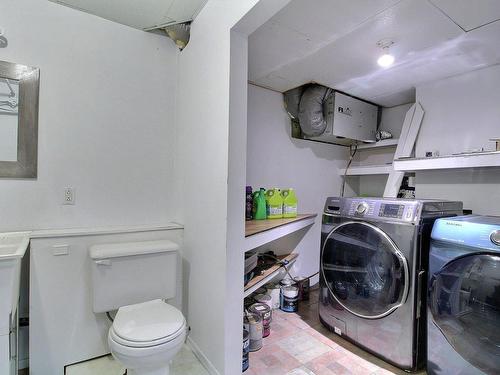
[{"x1": 376, "y1": 39, "x2": 395, "y2": 68}]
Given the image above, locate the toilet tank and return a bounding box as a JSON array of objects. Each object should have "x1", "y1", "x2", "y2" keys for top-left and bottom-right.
[{"x1": 89, "y1": 240, "x2": 179, "y2": 313}]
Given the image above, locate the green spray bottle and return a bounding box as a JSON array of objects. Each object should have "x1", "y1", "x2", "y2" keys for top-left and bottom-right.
[{"x1": 253, "y1": 188, "x2": 267, "y2": 220}]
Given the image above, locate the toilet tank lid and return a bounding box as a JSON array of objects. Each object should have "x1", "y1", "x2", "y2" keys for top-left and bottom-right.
[{"x1": 89, "y1": 240, "x2": 179, "y2": 260}]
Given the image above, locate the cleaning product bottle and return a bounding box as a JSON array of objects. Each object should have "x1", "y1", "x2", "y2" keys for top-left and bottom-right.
[
  {"x1": 282, "y1": 188, "x2": 298, "y2": 218},
  {"x1": 253, "y1": 188, "x2": 267, "y2": 220},
  {"x1": 246, "y1": 186, "x2": 253, "y2": 221},
  {"x1": 266, "y1": 188, "x2": 283, "y2": 219}
]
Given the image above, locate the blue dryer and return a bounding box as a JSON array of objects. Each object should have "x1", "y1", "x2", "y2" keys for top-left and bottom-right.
[{"x1": 428, "y1": 216, "x2": 500, "y2": 375}]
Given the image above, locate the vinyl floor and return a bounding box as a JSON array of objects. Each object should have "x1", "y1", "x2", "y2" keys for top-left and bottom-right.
[{"x1": 245, "y1": 288, "x2": 427, "y2": 375}]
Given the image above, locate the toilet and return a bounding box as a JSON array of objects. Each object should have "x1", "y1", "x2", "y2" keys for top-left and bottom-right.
[{"x1": 89, "y1": 240, "x2": 187, "y2": 375}]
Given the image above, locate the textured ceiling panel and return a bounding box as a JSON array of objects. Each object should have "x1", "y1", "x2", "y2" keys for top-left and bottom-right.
[
  {"x1": 49, "y1": 0, "x2": 208, "y2": 30},
  {"x1": 249, "y1": 0, "x2": 500, "y2": 106},
  {"x1": 430, "y1": 0, "x2": 500, "y2": 31}
]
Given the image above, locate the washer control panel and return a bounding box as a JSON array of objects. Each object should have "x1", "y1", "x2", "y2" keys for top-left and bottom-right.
[
  {"x1": 379, "y1": 203, "x2": 405, "y2": 219},
  {"x1": 345, "y1": 198, "x2": 417, "y2": 222}
]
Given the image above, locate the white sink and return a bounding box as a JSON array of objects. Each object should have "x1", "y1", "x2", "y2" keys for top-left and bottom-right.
[
  {"x1": 0, "y1": 233, "x2": 30, "y2": 260},
  {"x1": 0, "y1": 232, "x2": 30, "y2": 336}
]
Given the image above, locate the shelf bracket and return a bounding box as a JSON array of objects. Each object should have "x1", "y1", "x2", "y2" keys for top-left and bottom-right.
[{"x1": 383, "y1": 102, "x2": 424, "y2": 197}]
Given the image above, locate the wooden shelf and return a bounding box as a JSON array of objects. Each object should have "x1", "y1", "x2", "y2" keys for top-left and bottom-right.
[
  {"x1": 339, "y1": 164, "x2": 393, "y2": 176},
  {"x1": 393, "y1": 151, "x2": 500, "y2": 171},
  {"x1": 244, "y1": 253, "x2": 298, "y2": 297},
  {"x1": 357, "y1": 138, "x2": 399, "y2": 150},
  {"x1": 244, "y1": 214, "x2": 317, "y2": 252}
]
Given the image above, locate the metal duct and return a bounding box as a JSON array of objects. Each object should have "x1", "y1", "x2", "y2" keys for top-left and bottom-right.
[
  {"x1": 283, "y1": 87, "x2": 304, "y2": 119},
  {"x1": 165, "y1": 22, "x2": 190, "y2": 50},
  {"x1": 298, "y1": 84, "x2": 331, "y2": 137}
]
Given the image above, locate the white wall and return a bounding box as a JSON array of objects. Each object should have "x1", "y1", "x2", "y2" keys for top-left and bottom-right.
[
  {"x1": 175, "y1": 1, "x2": 291, "y2": 373},
  {"x1": 414, "y1": 65, "x2": 500, "y2": 215},
  {"x1": 0, "y1": 0, "x2": 180, "y2": 232},
  {"x1": 174, "y1": 1, "x2": 259, "y2": 373},
  {"x1": 246, "y1": 84, "x2": 347, "y2": 281},
  {"x1": 416, "y1": 64, "x2": 500, "y2": 158}
]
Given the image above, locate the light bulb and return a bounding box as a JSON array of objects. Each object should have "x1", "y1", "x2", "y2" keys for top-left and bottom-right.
[{"x1": 377, "y1": 53, "x2": 394, "y2": 68}]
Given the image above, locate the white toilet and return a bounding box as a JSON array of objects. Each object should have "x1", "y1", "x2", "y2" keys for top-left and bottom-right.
[{"x1": 89, "y1": 240, "x2": 187, "y2": 375}]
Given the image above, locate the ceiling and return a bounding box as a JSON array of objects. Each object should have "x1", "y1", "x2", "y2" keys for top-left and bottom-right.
[
  {"x1": 48, "y1": 0, "x2": 208, "y2": 30},
  {"x1": 248, "y1": 0, "x2": 500, "y2": 107}
]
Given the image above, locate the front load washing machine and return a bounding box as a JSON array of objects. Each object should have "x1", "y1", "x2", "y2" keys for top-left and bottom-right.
[
  {"x1": 319, "y1": 197, "x2": 462, "y2": 371},
  {"x1": 428, "y1": 216, "x2": 500, "y2": 375}
]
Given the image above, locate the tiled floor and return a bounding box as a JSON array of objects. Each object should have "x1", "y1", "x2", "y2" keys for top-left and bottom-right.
[
  {"x1": 19, "y1": 344, "x2": 208, "y2": 375},
  {"x1": 65, "y1": 345, "x2": 208, "y2": 375},
  {"x1": 246, "y1": 288, "x2": 427, "y2": 375}
]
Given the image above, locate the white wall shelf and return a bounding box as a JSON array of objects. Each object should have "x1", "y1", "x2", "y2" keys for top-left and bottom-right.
[
  {"x1": 394, "y1": 151, "x2": 500, "y2": 171},
  {"x1": 357, "y1": 138, "x2": 399, "y2": 150},
  {"x1": 244, "y1": 253, "x2": 298, "y2": 297},
  {"x1": 339, "y1": 164, "x2": 393, "y2": 176},
  {"x1": 244, "y1": 214, "x2": 316, "y2": 252}
]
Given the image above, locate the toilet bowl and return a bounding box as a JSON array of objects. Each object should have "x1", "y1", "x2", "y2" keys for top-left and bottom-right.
[{"x1": 108, "y1": 299, "x2": 187, "y2": 375}]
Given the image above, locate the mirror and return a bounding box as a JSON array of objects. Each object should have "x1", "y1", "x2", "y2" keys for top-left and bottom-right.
[
  {"x1": 0, "y1": 60, "x2": 39, "y2": 178},
  {"x1": 0, "y1": 78, "x2": 19, "y2": 161}
]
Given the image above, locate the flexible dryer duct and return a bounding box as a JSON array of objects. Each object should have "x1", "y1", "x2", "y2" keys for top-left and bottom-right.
[
  {"x1": 283, "y1": 86, "x2": 304, "y2": 119},
  {"x1": 298, "y1": 84, "x2": 330, "y2": 137}
]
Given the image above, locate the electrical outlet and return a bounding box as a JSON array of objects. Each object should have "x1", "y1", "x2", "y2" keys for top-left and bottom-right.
[{"x1": 63, "y1": 187, "x2": 75, "y2": 205}]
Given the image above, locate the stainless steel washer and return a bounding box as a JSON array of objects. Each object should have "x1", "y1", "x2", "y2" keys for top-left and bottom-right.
[{"x1": 319, "y1": 197, "x2": 462, "y2": 371}]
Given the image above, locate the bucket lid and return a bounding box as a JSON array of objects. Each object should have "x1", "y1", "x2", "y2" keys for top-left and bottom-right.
[
  {"x1": 244, "y1": 312, "x2": 261, "y2": 324},
  {"x1": 280, "y1": 278, "x2": 296, "y2": 286},
  {"x1": 249, "y1": 303, "x2": 271, "y2": 315},
  {"x1": 254, "y1": 294, "x2": 271, "y2": 302}
]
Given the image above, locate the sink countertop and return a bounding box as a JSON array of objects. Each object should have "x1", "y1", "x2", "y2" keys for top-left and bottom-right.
[{"x1": 0, "y1": 231, "x2": 31, "y2": 260}]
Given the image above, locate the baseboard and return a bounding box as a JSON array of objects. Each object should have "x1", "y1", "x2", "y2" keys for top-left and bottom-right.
[{"x1": 186, "y1": 336, "x2": 220, "y2": 375}]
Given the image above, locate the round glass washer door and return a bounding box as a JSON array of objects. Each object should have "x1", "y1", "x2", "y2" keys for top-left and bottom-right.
[
  {"x1": 429, "y1": 253, "x2": 500, "y2": 375},
  {"x1": 321, "y1": 221, "x2": 409, "y2": 319}
]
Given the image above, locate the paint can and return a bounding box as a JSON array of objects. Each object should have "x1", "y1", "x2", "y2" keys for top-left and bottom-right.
[
  {"x1": 265, "y1": 283, "x2": 281, "y2": 310},
  {"x1": 295, "y1": 276, "x2": 310, "y2": 301},
  {"x1": 249, "y1": 303, "x2": 272, "y2": 338},
  {"x1": 254, "y1": 293, "x2": 273, "y2": 310},
  {"x1": 244, "y1": 313, "x2": 263, "y2": 351},
  {"x1": 242, "y1": 329, "x2": 250, "y2": 372},
  {"x1": 279, "y1": 278, "x2": 297, "y2": 288},
  {"x1": 280, "y1": 285, "x2": 299, "y2": 313}
]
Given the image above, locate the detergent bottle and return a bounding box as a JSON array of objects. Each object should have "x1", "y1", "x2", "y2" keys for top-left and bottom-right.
[
  {"x1": 253, "y1": 188, "x2": 267, "y2": 220},
  {"x1": 282, "y1": 188, "x2": 298, "y2": 218},
  {"x1": 266, "y1": 188, "x2": 283, "y2": 219}
]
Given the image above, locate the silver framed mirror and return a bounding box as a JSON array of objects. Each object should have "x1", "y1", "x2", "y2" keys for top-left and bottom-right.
[{"x1": 0, "y1": 60, "x2": 39, "y2": 178}]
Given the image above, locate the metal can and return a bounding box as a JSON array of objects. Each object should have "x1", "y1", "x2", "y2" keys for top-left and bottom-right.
[
  {"x1": 254, "y1": 293, "x2": 273, "y2": 310},
  {"x1": 295, "y1": 276, "x2": 310, "y2": 301},
  {"x1": 242, "y1": 329, "x2": 250, "y2": 372},
  {"x1": 265, "y1": 283, "x2": 281, "y2": 310},
  {"x1": 249, "y1": 303, "x2": 272, "y2": 337},
  {"x1": 244, "y1": 313, "x2": 263, "y2": 351},
  {"x1": 280, "y1": 285, "x2": 299, "y2": 313}
]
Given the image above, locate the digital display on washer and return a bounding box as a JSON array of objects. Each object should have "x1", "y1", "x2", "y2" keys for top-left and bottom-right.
[{"x1": 381, "y1": 204, "x2": 402, "y2": 217}]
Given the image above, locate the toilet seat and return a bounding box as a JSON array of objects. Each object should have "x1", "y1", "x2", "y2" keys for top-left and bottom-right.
[{"x1": 110, "y1": 299, "x2": 186, "y2": 348}]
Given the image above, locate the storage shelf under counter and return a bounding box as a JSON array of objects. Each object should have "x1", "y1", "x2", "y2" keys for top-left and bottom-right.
[{"x1": 244, "y1": 214, "x2": 317, "y2": 253}]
